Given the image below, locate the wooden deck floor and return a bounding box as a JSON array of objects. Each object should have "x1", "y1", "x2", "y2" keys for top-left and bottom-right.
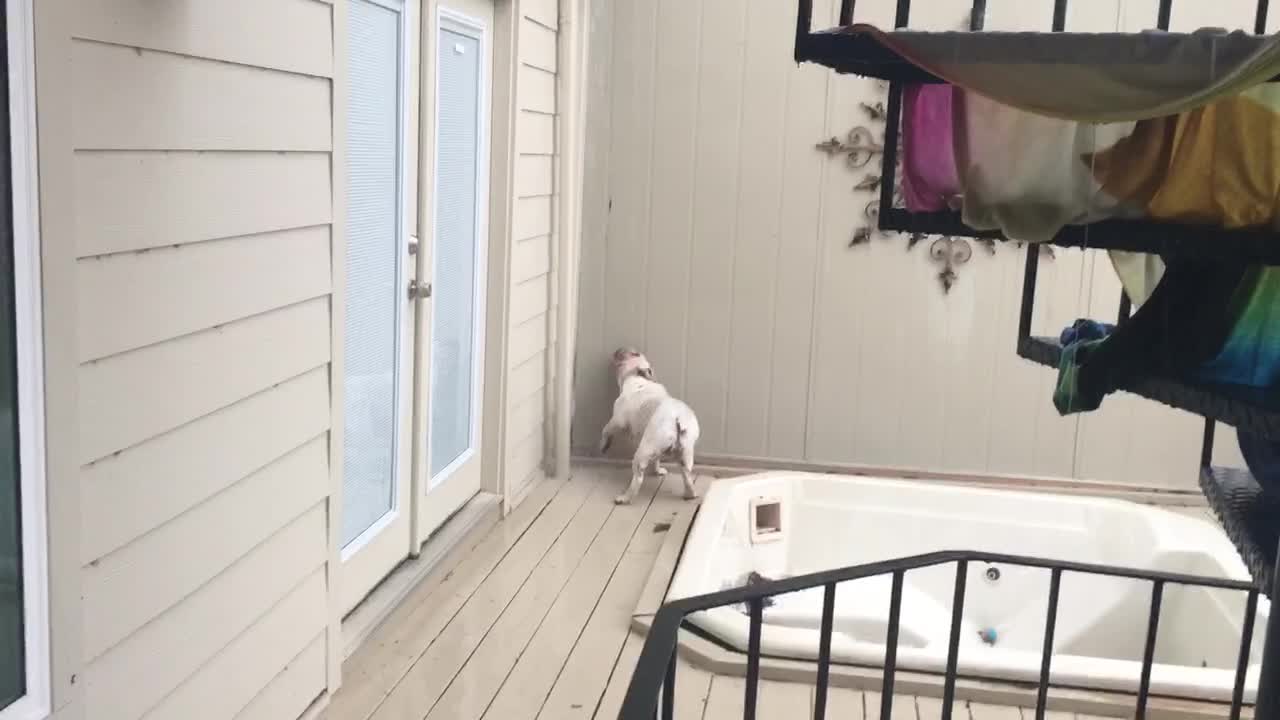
[{"x1": 321, "y1": 467, "x2": 1111, "y2": 720}]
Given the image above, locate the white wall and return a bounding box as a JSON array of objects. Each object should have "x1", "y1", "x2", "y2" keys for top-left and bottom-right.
[{"x1": 574, "y1": 0, "x2": 1266, "y2": 490}]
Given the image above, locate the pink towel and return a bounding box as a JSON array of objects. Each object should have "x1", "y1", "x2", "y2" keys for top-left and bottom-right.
[{"x1": 901, "y1": 84, "x2": 961, "y2": 212}]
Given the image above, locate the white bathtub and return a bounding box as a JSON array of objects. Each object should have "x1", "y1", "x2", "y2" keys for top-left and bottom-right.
[{"x1": 667, "y1": 472, "x2": 1270, "y2": 703}]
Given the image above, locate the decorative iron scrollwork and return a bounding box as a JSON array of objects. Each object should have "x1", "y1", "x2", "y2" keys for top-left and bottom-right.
[
  {"x1": 930, "y1": 237, "x2": 973, "y2": 293},
  {"x1": 815, "y1": 126, "x2": 883, "y2": 169},
  {"x1": 816, "y1": 69, "x2": 1055, "y2": 295}
]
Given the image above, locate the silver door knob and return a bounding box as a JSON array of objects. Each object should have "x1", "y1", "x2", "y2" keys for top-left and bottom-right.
[{"x1": 408, "y1": 280, "x2": 432, "y2": 300}]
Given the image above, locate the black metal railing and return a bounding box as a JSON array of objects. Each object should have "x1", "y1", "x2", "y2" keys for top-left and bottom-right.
[{"x1": 619, "y1": 550, "x2": 1278, "y2": 720}]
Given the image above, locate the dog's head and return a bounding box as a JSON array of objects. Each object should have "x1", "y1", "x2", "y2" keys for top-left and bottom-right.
[{"x1": 612, "y1": 347, "x2": 654, "y2": 387}]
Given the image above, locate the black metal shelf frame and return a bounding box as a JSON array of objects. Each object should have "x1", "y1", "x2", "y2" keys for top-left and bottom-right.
[
  {"x1": 796, "y1": 0, "x2": 1280, "y2": 265},
  {"x1": 618, "y1": 550, "x2": 1270, "y2": 720}
]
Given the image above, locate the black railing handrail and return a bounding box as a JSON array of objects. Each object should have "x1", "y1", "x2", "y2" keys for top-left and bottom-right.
[
  {"x1": 619, "y1": 549, "x2": 1262, "y2": 720},
  {"x1": 652, "y1": 549, "x2": 1255, "y2": 617}
]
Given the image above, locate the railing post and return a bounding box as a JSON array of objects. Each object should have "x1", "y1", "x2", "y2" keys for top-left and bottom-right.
[
  {"x1": 813, "y1": 583, "x2": 837, "y2": 720},
  {"x1": 744, "y1": 599, "x2": 763, "y2": 720},
  {"x1": 879, "y1": 572, "x2": 905, "y2": 720},
  {"x1": 940, "y1": 562, "x2": 969, "y2": 719},
  {"x1": 1257, "y1": 544, "x2": 1280, "y2": 719},
  {"x1": 1135, "y1": 581, "x2": 1164, "y2": 720},
  {"x1": 1034, "y1": 569, "x2": 1063, "y2": 720},
  {"x1": 1229, "y1": 591, "x2": 1259, "y2": 720}
]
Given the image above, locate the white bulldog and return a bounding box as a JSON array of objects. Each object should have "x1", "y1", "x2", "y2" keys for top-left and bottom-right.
[{"x1": 599, "y1": 347, "x2": 701, "y2": 505}]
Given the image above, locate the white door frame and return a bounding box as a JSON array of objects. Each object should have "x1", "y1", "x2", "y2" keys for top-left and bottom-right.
[
  {"x1": 338, "y1": 0, "x2": 418, "y2": 616},
  {"x1": 413, "y1": 1, "x2": 493, "y2": 543},
  {"x1": 2, "y1": 0, "x2": 50, "y2": 717},
  {"x1": 428, "y1": 6, "x2": 490, "y2": 485}
]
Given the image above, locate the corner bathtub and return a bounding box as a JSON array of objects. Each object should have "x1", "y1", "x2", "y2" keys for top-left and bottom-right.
[{"x1": 666, "y1": 472, "x2": 1269, "y2": 703}]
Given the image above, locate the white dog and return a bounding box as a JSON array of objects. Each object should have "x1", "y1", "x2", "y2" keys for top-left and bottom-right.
[{"x1": 600, "y1": 347, "x2": 700, "y2": 505}]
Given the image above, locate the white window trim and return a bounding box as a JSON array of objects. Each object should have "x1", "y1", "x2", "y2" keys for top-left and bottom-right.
[{"x1": 3, "y1": 0, "x2": 50, "y2": 718}]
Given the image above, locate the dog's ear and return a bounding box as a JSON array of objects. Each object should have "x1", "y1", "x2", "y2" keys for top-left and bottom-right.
[{"x1": 639, "y1": 367, "x2": 655, "y2": 380}]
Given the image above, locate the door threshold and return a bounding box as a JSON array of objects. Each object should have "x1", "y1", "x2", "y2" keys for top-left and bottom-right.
[{"x1": 341, "y1": 491, "x2": 502, "y2": 659}]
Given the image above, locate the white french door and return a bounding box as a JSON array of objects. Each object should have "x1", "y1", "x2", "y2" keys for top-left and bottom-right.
[
  {"x1": 414, "y1": 0, "x2": 494, "y2": 539},
  {"x1": 340, "y1": 0, "x2": 417, "y2": 615}
]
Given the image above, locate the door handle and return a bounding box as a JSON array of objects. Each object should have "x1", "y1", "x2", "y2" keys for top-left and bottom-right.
[{"x1": 408, "y1": 279, "x2": 432, "y2": 300}]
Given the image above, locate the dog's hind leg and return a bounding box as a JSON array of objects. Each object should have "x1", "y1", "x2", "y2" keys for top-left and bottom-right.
[
  {"x1": 616, "y1": 454, "x2": 647, "y2": 505},
  {"x1": 679, "y1": 444, "x2": 697, "y2": 500},
  {"x1": 648, "y1": 457, "x2": 667, "y2": 477}
]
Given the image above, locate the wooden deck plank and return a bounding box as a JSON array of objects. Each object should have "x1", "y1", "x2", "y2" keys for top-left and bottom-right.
[
  {"x1": 865, "y1": 691, "x2": 925, "y2": 719},
  {"x1": 587, "y1": 631, "x2": 642, "y2": 720},
  {"x1": 669, "y1": 658, "x2": 715, "y2": 720},
  {"x1": 539, "y1": 474, "x2": 689, "y2": 719},
  {"x1": 428, "y1": 468, "x2": 664, "y2": 720},
  {"x1": 825, "y1": 686, "x2": 867, "y2": 718},
  {"x1": 324, "y1": 472, "x2": 576, "y2": 720},
  {"x1": 330, "y1": 464, "x2": 1078, "y2": 720},
  {"x1": 480, "y1": 472, "x2": 684, "y2": 720},
  {"x1": 960, "y1": 699, "x2": 1022, "y2": 719},
  {"x1": 700, "y1": 676, "x2": 811, "y2": 720},
  {"x1": 370, "y1": 473, "x2": 613, "y2": 720}
]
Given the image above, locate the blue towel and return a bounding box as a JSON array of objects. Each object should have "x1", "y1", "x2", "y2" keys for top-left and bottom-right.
[{"x1": 1059, "y1": 319, "x2": 1115, "y2": 346}]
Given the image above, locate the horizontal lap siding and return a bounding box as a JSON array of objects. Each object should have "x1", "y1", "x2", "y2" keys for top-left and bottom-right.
[
  {"x1": 69, "y1": 2, "x2": 336, "y2": 718},
  {"x1": 508, "y1": 6, "x2": 560, "y2": 504}
]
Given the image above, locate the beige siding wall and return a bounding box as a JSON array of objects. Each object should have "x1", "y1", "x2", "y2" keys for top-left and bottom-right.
[
  {"x1": 39, "y1": 1, "x2": 336, "y2": 718},
  {"x1": 34, "y1": 0, "x2": 564, "y2": 716},
  {"x1": 506, "y1": 0, "x2": 561, "y2": 503},
  {"x1": 575, "y1": 0, "x2": 1262, "y2": 491}
]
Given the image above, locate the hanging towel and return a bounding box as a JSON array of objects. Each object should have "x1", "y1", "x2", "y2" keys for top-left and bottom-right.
[
  {"x1": 1053, "y1": 338, "x2": 1109, "y2": 414},
  {"x1": 1052, "y1": 258, "x2": 1248, "y2": 416},
  {"x1": 901, "y1": 84, "x2": 961, "y2": 212},
  {"x1": 1085, "y1": 84, "x2": 1280, "y2": 230},
  {"x1": 1196, "y1": 267, "x2": 1280, "y2": 387},
  {"x1": 1059, "y1": 319, "x2": 1115, "y2": 346}
]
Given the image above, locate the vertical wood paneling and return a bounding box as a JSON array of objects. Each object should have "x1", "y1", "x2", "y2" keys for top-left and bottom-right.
[
  {"x1": 807, "y1": 0, "x2": 897, "y2": 466},
  {"x1": 574, "y1": 0, "x2": 1249, "y2": 489},
  {"x1": 676, "y1": 0, "x2": 748, "y2": 454},
  {"x1": 589, "y1": 0, "x2": 658, "y2": 442},
  {"x1": 640, "y1": 0, "x2": 701, "y2": 401},
  {"x1": 721, "y1": 0, "x2": 794, "y2": 456},
  {"x1": 764, "y1": 0, "x2": 833, "y2": 459},
  {"x1": 572, "y1": 0, "x2": 614, "y2": 449}
]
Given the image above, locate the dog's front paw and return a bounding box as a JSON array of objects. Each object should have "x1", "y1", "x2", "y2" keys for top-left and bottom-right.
[{"x1": 614, "y1": 494, "x2": 632, "y2": 505}]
